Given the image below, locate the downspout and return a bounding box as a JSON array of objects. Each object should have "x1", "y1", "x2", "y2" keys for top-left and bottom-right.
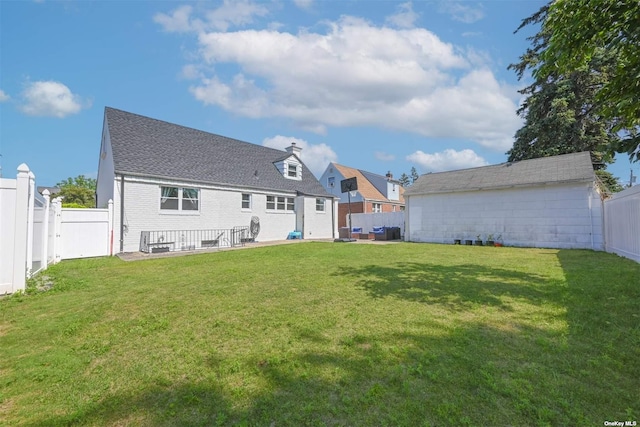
[{"x1": 119, "y1": 174, "x2": 125, "y2": 253}]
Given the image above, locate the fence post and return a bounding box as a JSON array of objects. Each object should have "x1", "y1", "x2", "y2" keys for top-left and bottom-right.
[
  {"x1": 42, "y1": 189, "x2": 50, "y2": 271},
  {"x1": 52, "y1": 197, "x2": 63, "y2": 264},
  {"x1": 25, "y1": 171, "x2": 36, "y2": 278},
  {"x1": 108, "y1": 199, "x2": 114, "y2": 255},
  {"x1": 12, "y1": 164, "x2": 30, "y2": 293}
]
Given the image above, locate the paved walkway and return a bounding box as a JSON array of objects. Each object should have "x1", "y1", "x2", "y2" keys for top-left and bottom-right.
[{"x1": 117, "y1": 238, "x2": 402, "y2": 262}]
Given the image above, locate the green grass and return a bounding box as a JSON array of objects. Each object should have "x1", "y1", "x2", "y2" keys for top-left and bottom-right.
[{"x1": 1, "y1": 242, "x2": 639, "y2": 426}]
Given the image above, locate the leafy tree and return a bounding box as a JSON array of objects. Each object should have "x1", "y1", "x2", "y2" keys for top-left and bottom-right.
[
  {"x1": 595, "y1": 170, "x2": 624, "y2": 194},
  {"x1": 398, "y1": 172, "x2": 411, "y2": 187},
  {"x1": 56, "y1": 175, "x2": 96, "y2": 208},
  {"x1": 526, "y1": 0, "x2": 639, "y2": 162},
  {"x1": 508, "y1": 4, "x2": 620, "y2": 167},
  {"x1": 410, "y1": 167, "x2": 419, "y2": 184}
]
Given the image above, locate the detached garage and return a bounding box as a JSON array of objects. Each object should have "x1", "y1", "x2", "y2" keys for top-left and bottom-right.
[{"x1": 404, "y1": 152, "x2": 604, "y2": 250}]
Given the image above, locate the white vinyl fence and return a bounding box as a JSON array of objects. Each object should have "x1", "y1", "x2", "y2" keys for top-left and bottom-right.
[
  {"x1": 604, "y1": 185, "x2": 640, "y2": 263},
  {"x1": 350, "y1": 212, "x2": 405, "y2": 237},
  {"x1": 1, "y1": 164, "x2": 113, "y2": 294}
]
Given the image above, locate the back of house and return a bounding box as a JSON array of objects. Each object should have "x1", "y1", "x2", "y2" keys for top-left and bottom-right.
[{"x1": 96, "y1": 107, "x2": 336, "y2": 253}]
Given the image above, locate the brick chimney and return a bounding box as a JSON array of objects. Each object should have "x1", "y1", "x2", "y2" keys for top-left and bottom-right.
[{"x1": 285, "y1": 142, "x2": 302, "y2": 157}]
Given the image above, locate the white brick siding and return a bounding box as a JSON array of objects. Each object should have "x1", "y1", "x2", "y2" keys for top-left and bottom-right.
[{"x1": 112, "y1": 177, "x2": 334, "y2": 252}]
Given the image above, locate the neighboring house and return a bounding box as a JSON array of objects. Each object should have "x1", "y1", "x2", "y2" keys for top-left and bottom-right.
[
  {"x1": 318, "y1": 163, "x2": 405, "y2": 228},
  {"x1": 96, "y1": 107, "x2": 337, "y2": 253},
  {"x1": 404, "y1": 152, "x2": 604, "y2": 250},
  {"x1": 37, "y1": 186, "x2": 60, "y2": 197}
]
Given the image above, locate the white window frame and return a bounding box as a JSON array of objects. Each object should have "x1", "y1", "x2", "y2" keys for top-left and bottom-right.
[
  {"x1": 241, "y1": 193, "x2": 252, "y2": 210},
  {"x1": 316, "y1": 198, "x2": 325, "y2": 212},
  {"x1": 283, "y1": 160, "x2": 301, "y2": 181},
  {"x1": 267, "y1": 195, "x2": 295, "y2": 212},
  {"x1": 160, "y1": 186, "x2": 200, "y2": 214},
  {"x1": 372, "y1": 203, "x2": 382, "y2": 213}
]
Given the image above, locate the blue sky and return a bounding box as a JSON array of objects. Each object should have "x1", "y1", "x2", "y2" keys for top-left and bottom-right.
[{"x1": 1, "y1": 0, "x2": 637, "y2": 187}]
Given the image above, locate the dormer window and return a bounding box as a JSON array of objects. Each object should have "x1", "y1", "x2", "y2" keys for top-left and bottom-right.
[{"x1": 274, "y1": 156, "x2": 302, "y2": 180}]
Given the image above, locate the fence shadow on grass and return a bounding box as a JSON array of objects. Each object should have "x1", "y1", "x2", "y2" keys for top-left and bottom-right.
[{"x1": 334, "y1": 262, "x2": 563, "y2": 311}]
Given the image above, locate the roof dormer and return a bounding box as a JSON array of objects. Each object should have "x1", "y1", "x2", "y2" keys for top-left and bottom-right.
[{"x1": 273, "y1": 143, "x2": 303, "y2": 181}]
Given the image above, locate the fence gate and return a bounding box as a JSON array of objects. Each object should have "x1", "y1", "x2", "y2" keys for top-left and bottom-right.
[{"x1": 59, "y1": 208, "x2": 113, "y2": 259}]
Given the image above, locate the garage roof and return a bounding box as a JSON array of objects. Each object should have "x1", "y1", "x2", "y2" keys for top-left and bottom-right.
[{"x1": 405, "y1": 152, "x2": 595, "y2": 195}]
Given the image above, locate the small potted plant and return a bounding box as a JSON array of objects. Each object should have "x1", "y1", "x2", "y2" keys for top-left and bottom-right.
[
  {"x1": 494, "y1": 234, "x2": 503, "y2": 247},
  {"x1": 474, "y1": 234, "x2": 483, "y2": 246},
  {"x1": 486, "y1": 234, "x2": 495, "y2": 246}
]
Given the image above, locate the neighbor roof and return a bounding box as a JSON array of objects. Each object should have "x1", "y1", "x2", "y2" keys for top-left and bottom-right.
[
  {"x1": 104, "y1": 107, "x2": 332, "y2": 197},
  {"x1": 404, "y1": 152, "x2": 595, "y2": 196},
  {"x1": 331, "y1": 164, "x2": 385, "y2": 202}
]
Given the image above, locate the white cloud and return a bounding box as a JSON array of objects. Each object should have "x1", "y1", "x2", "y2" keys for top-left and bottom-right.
[
  {"x1": 375, "y1": 151, "x2": 395, "y2": 161},
  {"x1": 262, "y1": 135, "x2": 338, "y2": 177},
  {"x1": 385, "y1": 2, "x2": 418, "y2": 29},
  {"x1": 0, "y1": 89, "x2": 9, "y2": 102},
  {"x1": 407, "y1": 148, "x2": 488, "y2": 172},
  {"x1": 20, "y1": 81, "x2": 88, "y2": 118},
  {"x1": 293, "y1": 0, "x2": 313, "y2": 10},
  {"x1": 154, "y1": 1, "x2": 268, "y2": 33},
  {"x1": 439, "y1": 2, "x2": 485, "y2": 24},
  {"x1": 154, "y1": 5, "x2": 196, "y2": 33},
  {"x1": 163, "y1": 11, "x2": 521, "y2": 151}
]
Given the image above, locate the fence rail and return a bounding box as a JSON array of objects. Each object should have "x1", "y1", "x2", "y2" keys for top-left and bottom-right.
[{"x1": 139, "y1": 227, "x2": 250, "y2": 253}]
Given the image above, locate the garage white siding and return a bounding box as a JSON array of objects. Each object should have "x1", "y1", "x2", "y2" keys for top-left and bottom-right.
[{"x1": 406, "y1": 182, "x2": 603, "y2": 249}]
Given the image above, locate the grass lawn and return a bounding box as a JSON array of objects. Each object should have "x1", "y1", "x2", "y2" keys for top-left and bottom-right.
[{"x1": 1, "y1": 242, "x2": 639, "y2": 426}]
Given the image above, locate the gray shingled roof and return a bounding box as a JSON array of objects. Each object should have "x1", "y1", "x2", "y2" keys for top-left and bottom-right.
[
  {"x1": 105, "y1": 107, "x2": 332, "y2": 197},
  {"x1": 404, "y1": 151, "x2": 595, "y2": 196}
]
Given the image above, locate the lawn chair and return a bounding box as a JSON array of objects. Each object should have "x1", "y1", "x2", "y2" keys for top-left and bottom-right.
[{"x1": 201, "y1": 232, "x2": 225, "y2": 248}]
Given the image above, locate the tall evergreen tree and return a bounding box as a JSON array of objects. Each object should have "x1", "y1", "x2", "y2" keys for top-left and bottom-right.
[
  {"x1": 507, "y1": 4, "x2": 620, "y2": 167},
  {"x1": 398, "y1": 173, "x2": 410, "y2": 187},
  {"x1": 410, "y1": 167, "x2": 419, "y2": 184}
]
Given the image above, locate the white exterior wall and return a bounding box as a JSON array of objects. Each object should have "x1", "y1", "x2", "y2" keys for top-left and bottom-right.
[
  {"x1": 405, "y1": 182, "x2": 604, "y2": 250},
  {"x1": 295, "y1": 196, "x2": 336, "y2": 240},
  {"x1": 604, "y1": 184, "x2": 640, "y2": 262},
  {"x1": 113, "y1": 176, "x2": 334, "y2": 252},
  {"x1": 96, "y1": 122, "x2": 115, "y2": 208}
]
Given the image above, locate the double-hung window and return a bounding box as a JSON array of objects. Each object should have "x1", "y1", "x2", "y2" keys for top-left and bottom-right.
[
  {"x1": 287, "y1": 164, "x2": 298, "y2": 178},
  {"x1": 242, "y1": 193, "x2": 252, "y2": 210},
  {"x1": 160, "y1": 186, "x2": 199, "y2": 212},
  {"x1": 316, "y1": 198, "x2": 325, "y2": 212}
]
